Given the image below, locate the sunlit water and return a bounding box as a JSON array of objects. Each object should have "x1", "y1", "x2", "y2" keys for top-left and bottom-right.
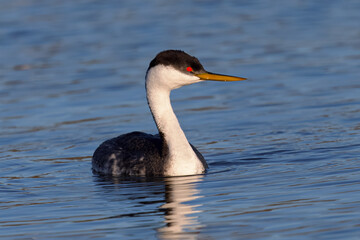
[{"x1": 1, "y1": 0, "x2": 360, "y2": 239}]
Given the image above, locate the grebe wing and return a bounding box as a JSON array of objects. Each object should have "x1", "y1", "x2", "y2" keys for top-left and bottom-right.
[{"x1": 92, "y1": 131, "x2": 165, "y2": 176}]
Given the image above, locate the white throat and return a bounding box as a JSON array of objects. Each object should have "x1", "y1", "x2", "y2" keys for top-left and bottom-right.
[{"x1": 145, "y1": 65, "x2": 205, "y2": 176}]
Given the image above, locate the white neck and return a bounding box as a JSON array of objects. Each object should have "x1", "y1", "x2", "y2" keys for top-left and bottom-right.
[{"x1": 146, "y1": 65, "x2": 205, "y2": 176}]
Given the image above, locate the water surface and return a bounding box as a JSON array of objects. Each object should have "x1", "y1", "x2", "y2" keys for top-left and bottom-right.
[{"x1": 1, "y1": 0, "x2": 360, "y2": 239}]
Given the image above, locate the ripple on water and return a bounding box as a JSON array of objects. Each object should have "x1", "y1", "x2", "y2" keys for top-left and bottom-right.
[{"x1": 1, "y1": 0, "x2": 360, "y2": 239}]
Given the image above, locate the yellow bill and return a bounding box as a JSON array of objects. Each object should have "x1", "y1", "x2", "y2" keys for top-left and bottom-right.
[{"x1": 195, "y1": 72, "x2": 246, "y2": 82}]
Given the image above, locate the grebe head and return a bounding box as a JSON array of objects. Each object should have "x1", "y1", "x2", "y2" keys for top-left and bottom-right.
[{"x1": 145, "y1": 50, "x2": 246, "y2": 91}]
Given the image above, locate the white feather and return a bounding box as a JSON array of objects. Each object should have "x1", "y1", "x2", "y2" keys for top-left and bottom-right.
[{"x1": 146, "y1": 65, "x2": 205, "y2": 176}]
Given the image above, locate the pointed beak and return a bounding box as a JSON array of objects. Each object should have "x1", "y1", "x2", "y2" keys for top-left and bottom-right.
[{"x1": 195, "y1": 71, "x2": 246, "y2": 82}]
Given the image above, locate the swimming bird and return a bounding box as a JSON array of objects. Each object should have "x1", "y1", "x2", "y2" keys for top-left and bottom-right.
[{"x1": 92, "y1": 50, "x2": 246, "y2": 177}]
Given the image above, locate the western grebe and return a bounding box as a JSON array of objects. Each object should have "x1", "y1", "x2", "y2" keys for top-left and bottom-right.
[{"x1": 92, "y1": 50, "x2": 246, "y2": 176}]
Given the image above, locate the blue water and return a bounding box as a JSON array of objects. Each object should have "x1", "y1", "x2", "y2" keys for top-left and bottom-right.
[{"x1": 1, "y1": 0, "x2": 360, "y2": 239}]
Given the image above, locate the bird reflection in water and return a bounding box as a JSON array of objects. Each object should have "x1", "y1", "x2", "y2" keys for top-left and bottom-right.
[
  {"x1": 157, "y1": 175, "x2": 204, "y2": 240},
  {"x1": 93, "y1": 174, "x2": 205, "y2": 239}
]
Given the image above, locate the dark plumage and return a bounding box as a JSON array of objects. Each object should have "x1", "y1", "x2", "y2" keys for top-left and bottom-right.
[
  {"x1": 147, "y1": 50, "x2": 206, "y2": 74},
  {"x1": 92, "y1": 132, "x2": 207, "y2": 176}
]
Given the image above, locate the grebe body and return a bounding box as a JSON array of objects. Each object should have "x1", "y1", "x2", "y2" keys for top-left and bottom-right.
[{"x1": 92, "y1": 50, "x2": 246, "y2": 176}]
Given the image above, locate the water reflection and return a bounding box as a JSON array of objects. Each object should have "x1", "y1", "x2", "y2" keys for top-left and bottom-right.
[
  {"x1": 158, "y1": 175, "x2": 204, "y2": 240},
  {"x1": 93, "y1": 174, "x2": 204, "y2": 239}
]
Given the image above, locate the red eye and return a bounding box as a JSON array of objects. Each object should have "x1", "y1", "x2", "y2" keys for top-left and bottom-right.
[{"x1": 186, "y1": 67, "x2": 193, "y2": 72}]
